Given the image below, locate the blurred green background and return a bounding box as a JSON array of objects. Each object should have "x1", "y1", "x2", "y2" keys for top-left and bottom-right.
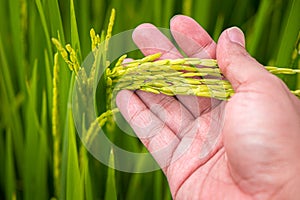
[{"x1": 0, "y1": 0, "x2": 299, "y2": 199}]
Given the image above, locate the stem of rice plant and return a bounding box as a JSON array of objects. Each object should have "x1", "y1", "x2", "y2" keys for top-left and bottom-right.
[
  {"x1": 83, "y1": 108, "x2": 119, "y2": 147},
  {"x1": 52, "y1": 53, "x2": 61, "y2": 197}
]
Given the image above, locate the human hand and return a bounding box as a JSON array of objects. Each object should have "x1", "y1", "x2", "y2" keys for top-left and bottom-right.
[{"x1": 116, "y1": 15, "x2": 300, "y2": 199}]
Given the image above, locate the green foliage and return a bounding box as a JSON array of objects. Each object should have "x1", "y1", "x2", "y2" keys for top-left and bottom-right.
[
  {"x1": 105, "y1": 150, "x2": 117, "y2": 200},
  {"x1": 0, "y1": 0, "x2": 299, "y2": 199}
]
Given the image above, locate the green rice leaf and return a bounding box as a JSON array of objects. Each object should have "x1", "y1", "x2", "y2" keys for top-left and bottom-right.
[
  {"x1": 276, "y1": 0, "x2": 300, "y2": 67},
  {"x1": 5, "y1": 130, "x2": 16, "y2": 200},
  {"x1": 70, "y1": 0, "x2": 82, "y2": 62},
  {"x1": 8, "y1": 0, "x2": 26, "y2": 91},
  {"x1": 154, "y1": 171, "x2": 163, "y2": 200},
  {"x1": 82, "y1": 149, "x2": 94, "y2": 200},
  {"x1": 247, "y1": 0, "x2": 273, "y2": 56},
  {"x1": 60, "y1": 73, "x2": 76, "y2": 199},
  {"x1": 0, "y1": 32, "x2": 24, "y2": 173},
  {"x1": 35, "y1": 0, "x2": 53, "y2": 58},
  {"x1": 34, "y1": 91, "x2": 49, "y2": 199},
  {"x1": 66, "y1": 111, "x2": 83, "y2": 200},
  {"x1": 192, "y1": 0, "x2": 211, "y2": 30},
  {"x1": 47, "y1": 0, "x2": 65, "y2": 43},
  {"x1": 24, "y1": 61, "x2": 42, "y2": 200},
  {"x1": 105, "y1": 149, "x2": 117, "y2": 200},
  {"x1": 275, "y1": 0, "x2": 300, "y2": 89}
]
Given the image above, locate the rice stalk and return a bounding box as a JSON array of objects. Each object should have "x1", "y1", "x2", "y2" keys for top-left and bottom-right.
[
  {"x1": 65, "y1": 44, "x2": 80, "y2": 74},
  {"x1": 104, "y1": 9, "x2": 117, "y2": 131},
  {"x1": 105, "y1": 8, "x2": 116, "y2": 51},
  {"x1": 83, "y1": 51, "x2": 300, "y2": 146},
  {"x1": 90, "y1": 28, "x2": 101, "y2": 51},
  {"x1": 83, "y1": 108, "x2": 119, "y2": 147},
  {"x1": 53, "y1": 9, "x2": 119, "y2": 147},
  {"x1": 108, "y1": 54, "x2": 300, "y2": 100},
  {"x1": 291, "y1": 90, "x2": 300, "y2": 96},
  {"x1": 52, "y1": 53, "x2": 61, "y2": 198},
  {"x1": 51, "y1": 38, "x2": 80, "y2": 74}
]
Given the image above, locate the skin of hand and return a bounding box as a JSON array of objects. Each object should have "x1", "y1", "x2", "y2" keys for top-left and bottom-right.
[{"x1": 116, "y1": 15, "x2": 300, "y2": 200}]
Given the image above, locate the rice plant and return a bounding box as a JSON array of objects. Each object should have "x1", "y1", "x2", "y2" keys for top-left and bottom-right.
[{"x1": 0, "y1": 0, "x2": 299, "y2": 200}]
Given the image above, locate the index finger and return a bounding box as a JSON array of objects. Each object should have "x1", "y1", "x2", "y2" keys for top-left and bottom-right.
[
  {"x1": 132, "y1": 23, "x2": 182, "y2": 59},
  {"x1": 170, "y1": 15, "x2": 216, "y2": 59}
]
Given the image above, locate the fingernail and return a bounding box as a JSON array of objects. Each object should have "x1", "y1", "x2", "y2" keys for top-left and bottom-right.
[{"x1": 227, "y1": 27, "x2": 245, "y2": 47}]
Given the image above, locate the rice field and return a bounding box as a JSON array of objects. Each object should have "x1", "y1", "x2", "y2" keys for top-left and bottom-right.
[{"x1": 0, "y1": 0, "x2": 299, "y2": 199}]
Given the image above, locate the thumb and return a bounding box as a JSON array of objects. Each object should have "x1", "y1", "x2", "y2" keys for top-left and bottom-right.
[{"x1": 216, "y1": 27, "x2": 270, "y2": 91}]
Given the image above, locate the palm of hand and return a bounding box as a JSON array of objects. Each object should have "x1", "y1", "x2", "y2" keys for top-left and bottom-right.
[{"x1": 117, "y1": 16, "x2": 300, "y2": 199}]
